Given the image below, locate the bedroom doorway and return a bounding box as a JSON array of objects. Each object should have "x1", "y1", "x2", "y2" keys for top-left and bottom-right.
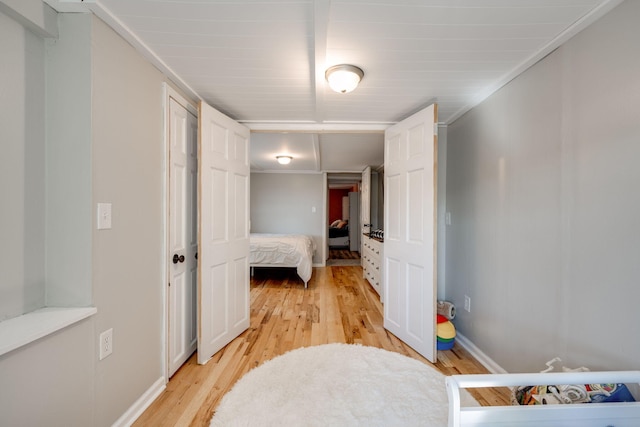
[{"x1": 327, "y1": 173, "x2": 361, "y2": 265}]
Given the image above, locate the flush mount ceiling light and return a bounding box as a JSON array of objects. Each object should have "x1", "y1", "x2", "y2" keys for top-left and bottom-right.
[
  {"x1": 276, "y1": 155, "x2": 293, "y2": 165},
  {"x1": 325, "y1": 64, "x2": 364, "y2": 94}
]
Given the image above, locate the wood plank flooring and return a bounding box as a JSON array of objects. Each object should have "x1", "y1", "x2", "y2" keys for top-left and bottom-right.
[
  {"x1": 133, "y1": 265, "x2": 510, "y2": 426},
  {"x1": 328, "y1": 248, "x2": 361, "y2": 259}
]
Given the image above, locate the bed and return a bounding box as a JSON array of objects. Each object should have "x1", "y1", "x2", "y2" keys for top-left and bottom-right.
[
  {"x1": 446, "y1": 370, "x2": 640, "y2": 427},
  {"x1": 328, "y1": 219, "x2": 349, "y2": 248},
  {"x1": 249, "y1": 233, "x2": 316, "y2": 288}
]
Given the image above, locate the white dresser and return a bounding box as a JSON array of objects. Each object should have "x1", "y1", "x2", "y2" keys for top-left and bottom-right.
[{"x1": 362, "y1": 234, "x2": 383, "y2": 299}]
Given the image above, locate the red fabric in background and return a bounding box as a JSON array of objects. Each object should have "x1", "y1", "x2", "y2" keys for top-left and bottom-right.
[{"x1": 328, "y1": 188, "x2": 350, "y2": 223}]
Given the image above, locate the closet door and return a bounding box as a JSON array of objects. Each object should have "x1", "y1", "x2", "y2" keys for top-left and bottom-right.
[
  {"x1": 168, "y1": 97, "x2": 198, "y2": 376},
  {"x1": 383, "y1": 104, "x2": 438, "y2": 363}
]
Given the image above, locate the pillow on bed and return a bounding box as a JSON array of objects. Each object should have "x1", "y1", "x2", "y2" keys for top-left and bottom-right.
[
  {"x1": 336, "y1": 220, "x2": 347, "y2": 229},
  {"x1": 330, "y1": 219, "x2": 342, "y2": 228}
]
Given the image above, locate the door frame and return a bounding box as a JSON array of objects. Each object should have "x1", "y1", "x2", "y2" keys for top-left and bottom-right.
[
  {"x1": 325, "y1": 172, "x2": 362, "y2": 262},
  {"x1": 162, "y1": 83, "x2": 199, "y2": 381}
]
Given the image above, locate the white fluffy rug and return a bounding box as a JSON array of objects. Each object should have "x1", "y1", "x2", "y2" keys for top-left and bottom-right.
[{"x1": 210, "y1": 343, "x2": 478, "y2": 426}]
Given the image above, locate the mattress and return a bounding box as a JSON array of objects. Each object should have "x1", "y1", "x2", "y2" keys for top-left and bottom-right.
[
  {"x1": 328, "y1": 226, "x2": 349, "y2": 238},
  {"x1": 249, "y1": 234, "x2": 316, "y2": 283}
]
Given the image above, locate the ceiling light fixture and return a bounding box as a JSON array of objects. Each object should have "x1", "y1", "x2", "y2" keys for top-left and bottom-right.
[
  {"x1": 325, "y1": 64, "x2": 364, "y2": 94},
  {"x1": 276, "y1": 155, "x2": 293, "y2": 165}
]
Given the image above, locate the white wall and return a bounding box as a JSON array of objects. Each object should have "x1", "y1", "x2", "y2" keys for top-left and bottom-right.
[
  {"x1": 445, "y1": 0, "x2": 640, "y2": 372},
  {"x1": 251, "y1": 173, "x2": 325, "y2": 264}
]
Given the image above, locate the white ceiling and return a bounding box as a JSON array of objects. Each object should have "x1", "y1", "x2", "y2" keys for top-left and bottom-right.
[
  {"x1": 250, "y1": 132, "x2": 384, "y2": 173},
  {"x1": 46, "y1": 0, "x2": 619, "y2": 173}
]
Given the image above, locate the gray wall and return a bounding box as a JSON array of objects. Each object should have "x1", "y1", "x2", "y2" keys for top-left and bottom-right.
[
  {"x1": 0, "y1": 318, "x2": 95, "y2": 426},
  {"x1": 446, "y1": 0, "x2": 640, "y2": 372},
  {"x1": 46, "y1": 12, "x2": 93, "y2": 307},
  {"x1": 0, "y1": 8, "x2": 46, "y2": 321},
  {"x1": 1, "y1": 8, "x2": 174, "y2": 426},
  {"x1": 251, "y1": 173, "x2": 325, "y2": 264},
  {"x1": 91, "y1": 15, "x2": 166, "y2": 424}
]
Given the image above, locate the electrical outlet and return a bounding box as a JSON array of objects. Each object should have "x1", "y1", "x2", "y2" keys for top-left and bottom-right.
[
  {"x1": 464, "y1": 295, "x2": 471, "y2": 313},
  {"x1": 99, "y1": 328, "x2": 113, "y2": 360}
]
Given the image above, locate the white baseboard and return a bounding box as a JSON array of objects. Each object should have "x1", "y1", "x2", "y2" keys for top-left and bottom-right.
[
  {"x1": 112, "y1": 376, "x2": 166, "y2": 427},
  {"x1": 455, "y1": 333, "x2": 508, "y2": 374}
]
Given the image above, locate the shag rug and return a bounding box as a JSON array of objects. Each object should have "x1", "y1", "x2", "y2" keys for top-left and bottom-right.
[{"x1": 210, "y1": 343, "x2": 478, "y2": 426}]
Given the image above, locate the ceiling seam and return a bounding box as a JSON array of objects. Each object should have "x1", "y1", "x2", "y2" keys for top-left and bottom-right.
[{"x1": 313, "y1": 0, "x2": 331, "y2": 124}]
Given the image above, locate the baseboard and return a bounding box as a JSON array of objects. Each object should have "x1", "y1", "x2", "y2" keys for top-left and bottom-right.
[
  {"x1": 112, "y1": 376, "x2": 166, "y2": 427},
  {"x1": 455, "y1": 333, "x2": 508, "y2": 374}
]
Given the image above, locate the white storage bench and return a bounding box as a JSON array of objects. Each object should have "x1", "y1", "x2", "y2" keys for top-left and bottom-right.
[{"x1": 447, "y1": 370, "x2": 640, "y2": 427}]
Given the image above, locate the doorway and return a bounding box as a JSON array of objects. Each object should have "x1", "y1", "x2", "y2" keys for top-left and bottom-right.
[{"x1": 327, "y1": 173, "x2": 361, "y2": 265}]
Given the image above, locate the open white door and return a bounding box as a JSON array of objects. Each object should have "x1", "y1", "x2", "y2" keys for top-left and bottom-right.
[
  {"x1": 197, "y1": 100, "x2": 250, "y2": 365},
  {"x1": 383, "y1": 104, "x2": 438, "y2": 363}
]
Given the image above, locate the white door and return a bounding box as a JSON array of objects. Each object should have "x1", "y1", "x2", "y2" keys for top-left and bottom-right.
[
  {"x1": 383, "y1": 104, "x2": 438, "y2": 363},
  {"x1": 197, "y1": 101, "x2": 250, "y2": 364},
  {"x1": 168, "y1": 97, "x2": 198, "y2": 377}
]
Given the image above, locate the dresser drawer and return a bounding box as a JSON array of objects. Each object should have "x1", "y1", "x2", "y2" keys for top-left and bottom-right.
[{"x1": 362, "y1": 235, "x2": 383, "y2": 297}]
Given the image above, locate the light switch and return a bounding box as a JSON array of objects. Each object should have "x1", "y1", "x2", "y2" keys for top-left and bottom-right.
[
  {"x1": 311, "y1": 206, "x2": 316, "y2": 213},
  {"x1": 97, "y1": 203, "x2": 112, "y2": 230}
]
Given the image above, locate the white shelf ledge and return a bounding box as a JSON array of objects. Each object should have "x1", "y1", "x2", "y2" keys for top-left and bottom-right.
[{"x1": 0, "y1": 306, "x2": 97, "y2": 357}]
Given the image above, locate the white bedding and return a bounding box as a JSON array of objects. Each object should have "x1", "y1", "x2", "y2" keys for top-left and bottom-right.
[{"x1": 249, "y1": 234, "x2": 316, "y2": 285}]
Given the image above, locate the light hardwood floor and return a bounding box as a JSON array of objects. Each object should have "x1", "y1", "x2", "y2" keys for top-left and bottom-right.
[{"x1": 133, "y1": 265, "x2": 510, "y2": 426}]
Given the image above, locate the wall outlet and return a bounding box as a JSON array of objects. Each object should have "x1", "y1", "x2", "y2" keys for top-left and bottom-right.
[
  {"x1": 464, "y1": 295, "x2": 471, "y2": 312},
  {"x1": 99, "y1": 328, "x2": 113, "y2": 360}
]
